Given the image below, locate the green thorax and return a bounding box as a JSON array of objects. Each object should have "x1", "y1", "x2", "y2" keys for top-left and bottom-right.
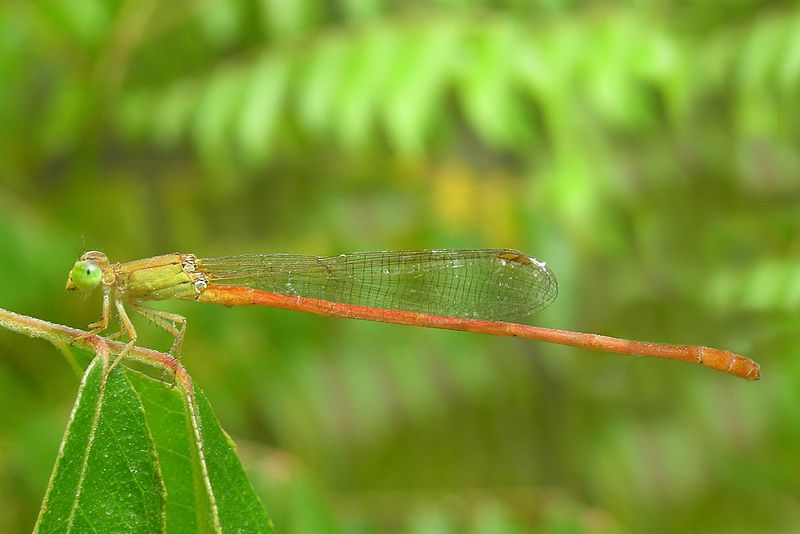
[{"x1": 116, "y1": 254, "x2": 200, "y2": 301}]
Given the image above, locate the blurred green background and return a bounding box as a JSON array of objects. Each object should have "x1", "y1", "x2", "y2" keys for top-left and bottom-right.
[{"x1": 1, "y1": 1, "x2": 799, "y2": 532}]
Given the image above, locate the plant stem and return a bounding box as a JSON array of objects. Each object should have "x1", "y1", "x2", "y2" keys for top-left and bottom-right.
[{"x1": 0, "y1": 306, "x2": 178, "y2": 372}]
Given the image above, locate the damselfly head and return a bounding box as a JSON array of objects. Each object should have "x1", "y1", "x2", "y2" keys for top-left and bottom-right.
[{"x1": 66, "y1": 251, "x2": 110, "y2": 292}]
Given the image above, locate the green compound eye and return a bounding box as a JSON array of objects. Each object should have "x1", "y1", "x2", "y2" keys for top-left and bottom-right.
[{"x1": 70, "y1": 260, "x2": 102, "y2": 291}]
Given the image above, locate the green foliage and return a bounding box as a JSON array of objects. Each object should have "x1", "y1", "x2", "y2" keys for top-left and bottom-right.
[
  {"x1": 71, "y1": 6, "x2": 800, "y2": 166},
  {"x1": 35, "y1": 356, "x2": 272, "y2": 533},
  {"x1": 35, "y1": 359, "x2": 164, "y2": 533},
  {"x1": 2, "y1": 0, "x2": 800, "y2": 532}
]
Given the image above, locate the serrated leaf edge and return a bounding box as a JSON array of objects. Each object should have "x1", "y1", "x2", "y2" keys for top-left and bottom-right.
[{"x1": 33, "y1": 356, "x2": 111, "y2": 533}]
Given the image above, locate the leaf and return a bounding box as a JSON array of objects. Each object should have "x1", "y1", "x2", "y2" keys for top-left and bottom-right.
[
  {"x1": 738, "y1": 16, "x2": 784, "y2": 94},
  {"x1": 708, "y1": 259, "x2": 800, "y2": 312},
  {"x1": 197, "y1": 0, "x2": 241, "y2": 46},
  {"x1": 297, "y1": 36, "x2": 348, "y2": 136},
  {"x1": 117, "y1": 91, "x2": 152, "y2": 142},
  {"x1": 128, "y1": 369, "x2": 273, "y2": 532},
  {"x1": 736, "y1": 16, "x2": 786, "y2": 136},
  {"x1": 180, "y1": 375, "x2": 273, "y2": 532},
  {"x1": 778, "y1": 13, "x2": 800, "y2": 93},
  {"x1": 36, "y1": 357, "x2": 272, "y2": 533},
  {"x1": 457, "y1": 23, "x2": 532, "y2": 149},
  {"x1": 151, "y1": 82, "x2": 198, "y2": 148},
  {"x1": 35, "y1": 358, "x2": 165, "y2": 533},
  {"x1": 580, "y1": 18, "x2": 650, "y2": 129},
  {"x1": 340, "y1": 0, "x2": 384, "y2": 20},
  {"x1": 192, "y1": 68, "x2": 246, "y2": 164},
  {"x1": 334, "y1": 29, "x2": 397, "y2": 150},
  {"x1": 258, "y1": 0, "x2": 313, "y2": 38},
  {"x1": 514, "y1": 33, "x2": 558, "y2": 100},
  {"x1": 634, "y1": 31, "x2": 689, "y2": 126},
  {"x1": 236, "y1": 54, "x2": 289, "y2": 165},
  {"x1": 40, "y1": 78, "x2": 90, "y2": 156},
  {"x1": 383, "y1": 25, "x2": 458, "y2": 157},
  {"x1": 36, "y1": 0, "x2": 111, "y2": 49},
  {"x1": 125, "y1": 369, "x2": 213, "y2": 532}
]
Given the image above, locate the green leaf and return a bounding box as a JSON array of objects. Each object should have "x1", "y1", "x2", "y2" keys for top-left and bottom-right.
[
  {"x1": 181, "y1": 376, "x2": 273, "y2": 532},
  {"x1": 192, "y1": 68, "x2": 246, "y2": 164},
  {"x1": 383, "y1": 25, "x2": 457, "y2": 157},
  {"x1": 258, "y1": 0, "x2": 313, "y2": 38},
  {"x1": 37, "y1": 0, "x2": 111, "y2": 48},
  {"x1": 35, "y1": 358, "x2": 165, "y2": 533},
  {"x1": 36, "y1": 358, "x2": 272, "y2": 533},
  {"x1": 126, "y1": 369, "x2": 212, "y2": 532},
  {"x1": 297, "y1": 36, "x2": 348, "y2": 136},
  {"x1": 334, "y1": 29, "x2": 397, "y2": 150},
  {"x1": 236, "y1": 54, "x2": 289, "y2": 165},
  {"x1": 778, "y1": 13, "x2": 800, "y2": 93},
  {"x1": 580, "y1": 18, "x2": 650, "y2": 129},
  {"x1": 151, "y1": 82, "x2": 197, "y2": 148},
  {"x1": 457, "y1": 23, "x2": 532, "y2": 149},
  {"x1": 341, "y1": 0, "x2": 385, "y2": 20},
  {"x1": 41, "y1": 78, "x2": 90, "y2": 156},
  {"x1": 634, "y1": 31, "x2": 689, "y2": 126},
  {"x1": 117, "y1": 91, "x2": 153, "y2": 142},
  {"x1": 708, "y1": 259, "x2": 800, "y2": 312},
  {"x1": 197, "y1": 0, "x2": 241, "y2": 46}
]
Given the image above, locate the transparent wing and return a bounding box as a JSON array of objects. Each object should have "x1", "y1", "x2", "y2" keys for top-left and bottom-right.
[{"x1": 198, "y1": 249, "x2": 557, "y2": 323}]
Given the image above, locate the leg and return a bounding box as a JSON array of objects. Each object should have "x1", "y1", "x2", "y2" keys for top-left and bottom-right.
[
  {"x1": 75, "y1": 286, "x2": 112, "y2": 341},
  {"x1": 109, "y1": 297, "x2": 138, "y2": 370},
  {"x1": 129, "y1": 304, "x2": 187, "y2": 361},
  {"x1": 130, "y1": 304, "x2": 187, "y2": 384}
]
